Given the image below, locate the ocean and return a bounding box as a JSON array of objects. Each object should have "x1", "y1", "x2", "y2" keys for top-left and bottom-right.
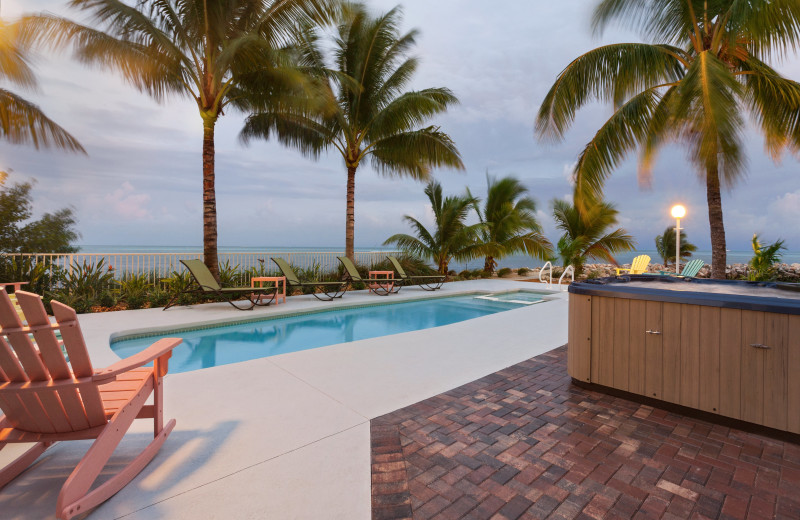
[{"x1": 74, "y1": 245, "x2": 800, "y2": 272}]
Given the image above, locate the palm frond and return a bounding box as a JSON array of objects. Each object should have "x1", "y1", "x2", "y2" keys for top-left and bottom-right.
[{"x1": 0, "y1": 89, "x2": 85, "y2": 153}]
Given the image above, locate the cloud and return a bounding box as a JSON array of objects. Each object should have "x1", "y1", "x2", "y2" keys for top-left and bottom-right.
[{"x1": 104, "y1": 182, "x2": 152, "y2": 220}]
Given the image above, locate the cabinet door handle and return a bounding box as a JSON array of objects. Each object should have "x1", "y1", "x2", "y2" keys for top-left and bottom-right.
[
  {"x1": 646, "y1": 330, "x2": 662, "y2": 335},
  {"x1": 750, "y1": 343, "x2": 771, "y2": 349}
]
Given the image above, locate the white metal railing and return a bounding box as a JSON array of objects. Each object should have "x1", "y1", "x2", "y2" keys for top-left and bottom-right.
[
  {"x1": 0, "y1": 251, "x2": 400, "y2": 288},
  {"x1": 538, "y1": 261, "x2": 553, "y2": 287},
  {"x1": 559, "y1": 265, "x2": 575, "y2": 290}
]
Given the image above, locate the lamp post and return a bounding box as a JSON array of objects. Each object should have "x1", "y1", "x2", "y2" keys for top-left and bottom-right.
[{"x1": 671, "y1": 205, "x2": 686, "y2": 274}]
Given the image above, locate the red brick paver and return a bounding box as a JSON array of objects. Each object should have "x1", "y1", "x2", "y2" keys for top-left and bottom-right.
[{"x1": 370, "y1": 346, "x2": 800, "y2": 519}]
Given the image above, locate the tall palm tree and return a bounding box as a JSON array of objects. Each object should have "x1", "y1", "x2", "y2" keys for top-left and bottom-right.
[
  {"x1": 552, "y1": 198, "x2": 635, "y2": 277},
  {"x1": 0, "y1": 18, "x2": 83, "y2": 154},
  {"x1": 468, "y1": 175, "x2": 553, "y2": 273},
  {"x1": 536, "y1": 0, "x2": 800, "y2": 279},
  {"x1": 384, "y1": 180, "x2": 482, "y2": 275},
  {"x1": 240, "y1": 4, "x2": 464, "y2": 260},
  {"x1": 654, "y1": 226, "x2": 697, "y2": 266},
  {"x1": 25, "y1": 0, "x2": 337, "y2": 278}
]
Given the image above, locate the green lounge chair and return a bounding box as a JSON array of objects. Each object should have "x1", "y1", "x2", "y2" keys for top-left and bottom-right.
[
  {"x1": 658, "y1": 258, "x2": 705, "y2": 278},
  {"x1": 163, "y1": 259, "x2": 277, "y2": 310},
  {"x1": 271, "y1": 257, "x2": 348, "y2": 301},
  {"x1": 337, "y1": 256, "x2": 400, "y2": 296},
  {"x1": 386, "y1": 256, "x2": 445, "y2": 291}
]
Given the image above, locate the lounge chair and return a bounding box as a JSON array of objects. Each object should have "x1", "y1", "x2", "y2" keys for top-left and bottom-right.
[
  {"x1": 0, "y1": 290, "x2": 182, "y2": 520},
  {"x1": 657, "y1": 258, "x2": 704, "y2": 278},
  {"x1": 164, "y1": 259, "x2": 278, "y2": 310},
  {"x1": 337, "y1": 256, "x2": 400, "y2": 296},
  {"x1": 615, "y1": 254, "x2": 651, "y2": 276},
  {"x1": 271, "y1": 257, "x2": 348, "y2": 301},
  {"x1": 386, "y1": 256, "x2": 445, "y2": 291}
]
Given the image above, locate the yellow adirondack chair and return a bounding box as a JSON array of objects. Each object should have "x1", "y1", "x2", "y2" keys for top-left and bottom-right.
[
  {"x1": 0, "y1": 290, "x2": 182, "y2": 519},
  {"x1": 616, "y1": 254, "x2": 651, "y2": 275}
]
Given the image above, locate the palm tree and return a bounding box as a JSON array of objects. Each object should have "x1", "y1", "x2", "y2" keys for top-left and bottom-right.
[
  {"x1": 552, "y1": 198, "x2": 635, "y2": 277},
  {"x1": 748, "y1": 233, "x2": 785, "y2": 281},
  {"x1": 25, "y1": 0, "x2": 337, "y2": 278},
  {"x1": 240, "y1": 4, "x2": 464, "y2": 260},
  {"x1": 468, "y1": 175, "x2": 553, "y2": 273},
  {"x1": 536, "y1": 0, "x2": 800, "y2": 279},
  {"x1": 654, "y1": 226, "x2": 697, "y2": 266},
  {"x1": 0, "y1": 18, "x2": 83, "y2": 155},
  {"x1": 384, "y1": 180, "x2": 482, "y2": 275}
]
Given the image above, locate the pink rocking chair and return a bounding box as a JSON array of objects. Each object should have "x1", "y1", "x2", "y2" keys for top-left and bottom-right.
[{"x1": 0, "y1": 290, "x2": 182, "y2": 519}]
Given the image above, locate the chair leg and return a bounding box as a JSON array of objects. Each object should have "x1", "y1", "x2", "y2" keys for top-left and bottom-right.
[
  {"x1": 55, "y1": 377, "x2": 172, "y2": 520},
  {"x1": 0, "y1": 441, "x2": 52, "y2": 489}
]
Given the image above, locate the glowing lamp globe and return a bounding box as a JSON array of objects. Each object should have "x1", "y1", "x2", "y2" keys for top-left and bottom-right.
[{"x1": 671, "y1": 205, "x2": 686, "y2": 219}]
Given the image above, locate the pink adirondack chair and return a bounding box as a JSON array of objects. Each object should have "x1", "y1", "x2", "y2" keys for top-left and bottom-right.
[{"x1": 0, "y1": 290, "x2": 182, "y2": 519}]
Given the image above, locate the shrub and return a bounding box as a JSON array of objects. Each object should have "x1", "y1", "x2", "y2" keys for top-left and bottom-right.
[
  {"x1": 97, "y1": 291, "x2": 117, "y2": 308},
  {"x1": 517, "y1": 267, "x2": 530, "y2": 276},
  {"x1": 478, "y1": 270, "x2": 492, "y2": 279},
  {"x1": 126, "y1": 294, "x2": 146, "y2": 310},
  {"x1": 61, "y1": 259, "x2": 115, "y2": 301},
  {"x1": 497, "y1": 267, "x2": 512, "y2": 278}
]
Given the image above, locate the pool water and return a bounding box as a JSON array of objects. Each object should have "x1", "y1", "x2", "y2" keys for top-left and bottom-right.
[{"x1": 111, "y1": 292, "x2": 546, "y2": 373}]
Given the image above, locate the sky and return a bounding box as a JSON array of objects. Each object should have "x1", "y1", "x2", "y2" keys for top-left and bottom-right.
[{"x1": 2, "y1": 0, "x2": 799, "y2": 252}]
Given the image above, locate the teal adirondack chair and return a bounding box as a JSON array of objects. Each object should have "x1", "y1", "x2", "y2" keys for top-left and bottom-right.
[{"x1": 658, "y1": 258, "x2": 704, "y2": 278}]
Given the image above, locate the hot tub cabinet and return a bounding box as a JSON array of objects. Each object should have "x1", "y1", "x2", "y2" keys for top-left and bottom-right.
[{"x1": 568, "y1": 277, "x2": 800, "y2": 435}]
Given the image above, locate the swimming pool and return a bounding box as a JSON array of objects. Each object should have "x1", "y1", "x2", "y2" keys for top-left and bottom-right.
[{"x1": 111, "y1": 292, "x2": 548, "y2": 373}]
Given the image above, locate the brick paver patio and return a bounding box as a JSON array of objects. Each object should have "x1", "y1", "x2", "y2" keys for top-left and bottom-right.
[{"x1": 371, "y1": 346, "x2": 800, "y2": 520}]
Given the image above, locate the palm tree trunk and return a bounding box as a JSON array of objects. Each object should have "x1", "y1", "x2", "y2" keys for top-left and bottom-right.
[
  {"x1": 706, "y1": 164, "x2": 727, "y2": 279},
  {"x1": 202, "y1": 119, "x2": 219, "y2": 281},
  {"x1": 345, "y1": 165, "x2": 356, "y2": 261},
  {"x1": 484, "y1": 256, "x2": 494, "y2": 273}
]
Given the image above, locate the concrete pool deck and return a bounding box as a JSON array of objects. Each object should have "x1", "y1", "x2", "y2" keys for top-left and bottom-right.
[{"x1": 0, "y1": 279, "x2": 568, "y2": 519}]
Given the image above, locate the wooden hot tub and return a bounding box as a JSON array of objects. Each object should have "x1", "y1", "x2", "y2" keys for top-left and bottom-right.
[{"x1": 567, "y1": 276, "x2": 800, "y2": 435}]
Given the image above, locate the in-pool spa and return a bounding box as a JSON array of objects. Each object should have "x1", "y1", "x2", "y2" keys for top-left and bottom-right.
[
  {"x1": 112, "y1": 291, "x2": 550, "y2": 373},
  {"x1": 567, "y1": 275, "x2": 800, "y2": 436}
]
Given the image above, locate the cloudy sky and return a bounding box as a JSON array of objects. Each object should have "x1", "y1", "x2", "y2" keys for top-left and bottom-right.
[{"x1": 2, "y1": 0, "x2": 799, "y2": 251}]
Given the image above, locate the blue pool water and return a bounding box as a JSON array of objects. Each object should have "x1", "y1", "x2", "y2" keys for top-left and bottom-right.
[{"x1": 110, "y1": 292, "x2": 546, "y2": 373}]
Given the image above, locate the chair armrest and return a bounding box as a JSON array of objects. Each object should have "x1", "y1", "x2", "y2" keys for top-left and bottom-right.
[
  {"x1": 93, "y1": 338, "x2": 182, "y2": 382},
  {"x1": 615, "y1": 268, "x2": 631, "y2": 275}
]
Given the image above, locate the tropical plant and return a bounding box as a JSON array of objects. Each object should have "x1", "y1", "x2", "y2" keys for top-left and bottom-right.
[
  {"x1": 468, "y1": 175, "x2": 553, "y2": 273},
  {"x1": 654, "y1": 226, "x2": 697, "y2": 266},
  {"x1": 0, "y1": 18, "x2": 84, "y2": 155},
  {"x1": 535, "y1": 0, "x2": 800, "y2": 279},
  {"x1": 26, "y1": 0, "x2": 338, "y2": 279},
  {"x1": 384, "y1": 180, "x2": 483, "y2": 275},
  {"x1": 748, "y1": 233, "x2": 785, "y2": 281},
  {"x1": 552, "y1": 198, "x2": 636, "y2": 277},
  {"x1": 240, "y1": 4, "x2": 464, "y2": 260}
]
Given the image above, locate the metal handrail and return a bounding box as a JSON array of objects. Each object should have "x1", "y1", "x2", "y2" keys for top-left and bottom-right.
[
  {"x1": 559, "y1": 265, "x2": 575, "y2": 290},
  {"x1": 538, "y1": 261, "x2": 553, "y2": 287}
]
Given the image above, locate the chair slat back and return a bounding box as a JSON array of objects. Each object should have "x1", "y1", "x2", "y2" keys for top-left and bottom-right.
[
  {"x1": 272, "y1": 258, "x2": 302, "y2": 285},
  {"x1": 631, "y1": 255, "x2": 651, "y2": 274},
  {"x1": 681, "y1": 258, "x2": 704, "y2": 277},
  {"x1": 337, "y1": 256, "x2": 363, "y2": 282},
  {"x1": 387, "y1": 256, "x2": 409, "y2": 280},
  {"x1": 181, "y1": 259, "x2": 221, "y2": 291},
  {"x1": 0, "y1": 290, "x2": 107, "y2": 433}
]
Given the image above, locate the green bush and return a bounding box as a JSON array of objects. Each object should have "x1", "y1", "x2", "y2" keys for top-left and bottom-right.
[
  {"x1": 497, "y1": 267, "x2": 512, "y2": 278},
  {"x1": 517, "y1": 267, "x2": 530, "y2": 276},
  {"x1": 97, "y1": 291, "x2": 117, "y2": 308},
  {"x1": 126, "y1": 294, "x2": 146, "y2": 310},
  {"x1": 61, "y1": 259, "x2": 115, "y2": 301}
]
